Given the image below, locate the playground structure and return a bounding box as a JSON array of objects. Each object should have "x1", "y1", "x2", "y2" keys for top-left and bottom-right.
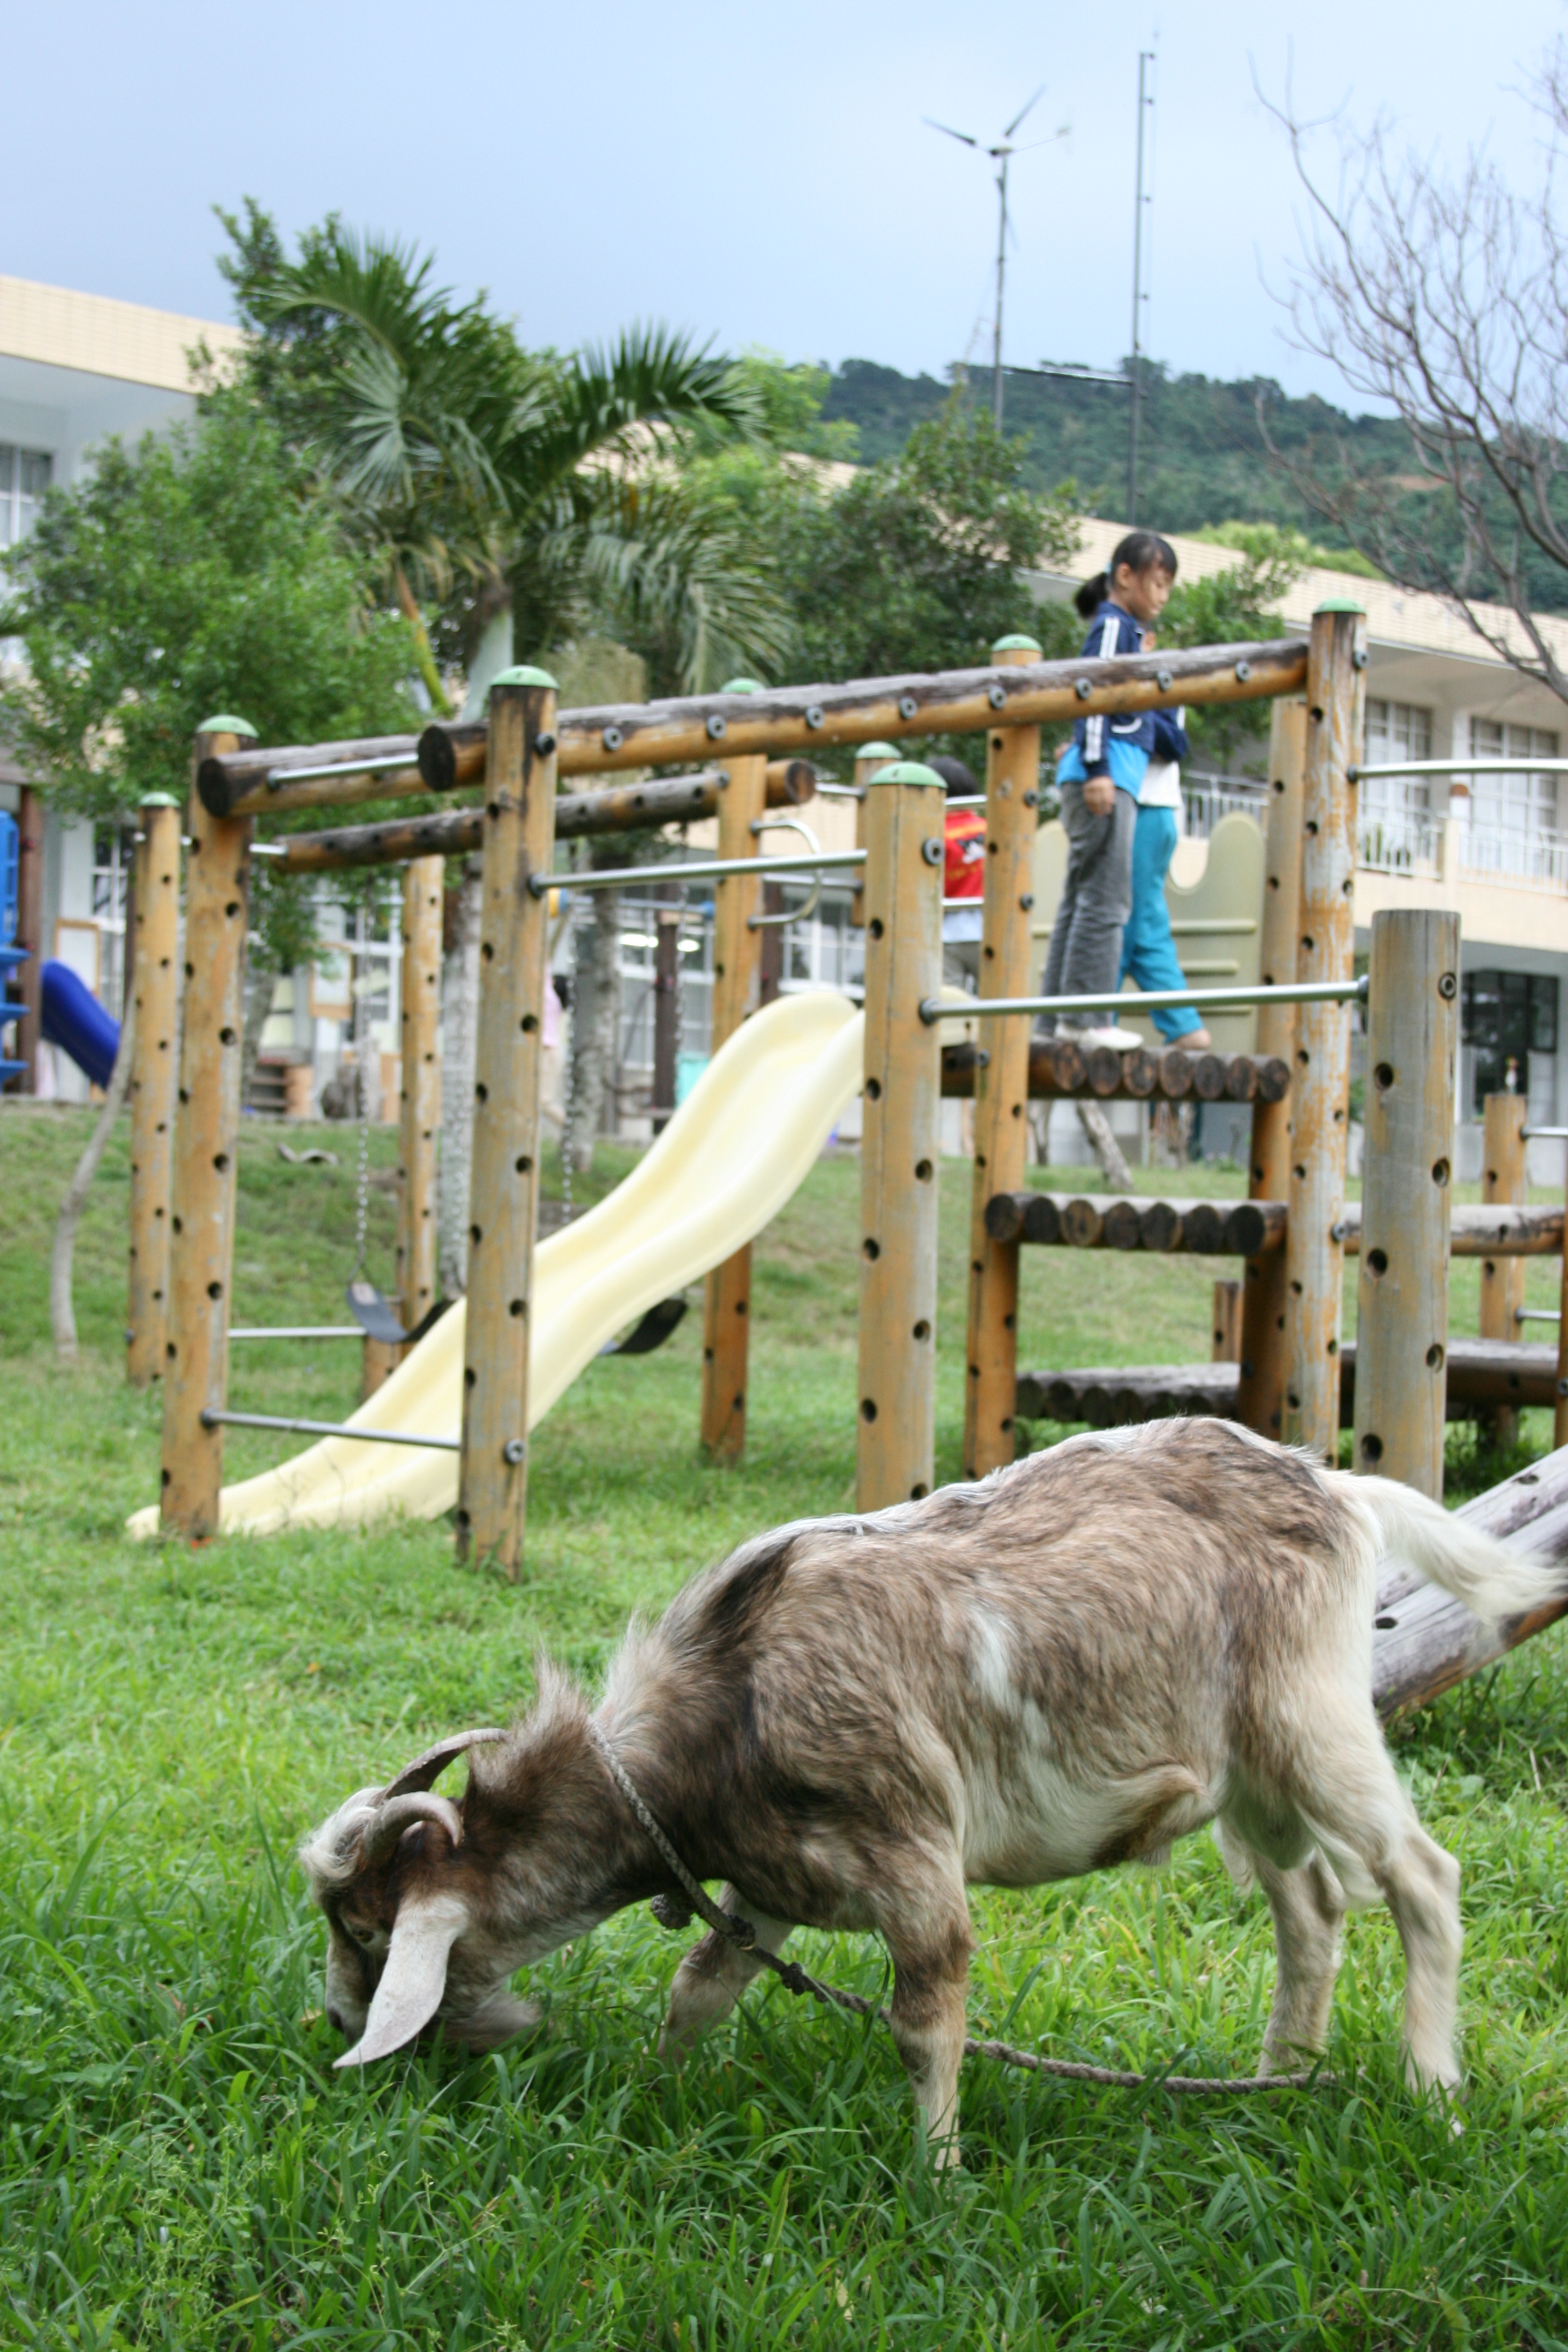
[{"x1": 118, "y1": 611, "x2": 1568, "y2": 1701}]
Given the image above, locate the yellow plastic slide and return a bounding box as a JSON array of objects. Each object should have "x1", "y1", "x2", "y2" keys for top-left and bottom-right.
[{"x1": 127, "y1": 990, "x2": 864, "y2": 1540}]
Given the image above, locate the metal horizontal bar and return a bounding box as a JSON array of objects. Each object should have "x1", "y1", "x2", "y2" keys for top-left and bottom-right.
[
  {"x1": 1517, "y1": 1308, "x2": 1563, "y2": 1322},
  {"x1": 920, "y1": 976, "x2": 1370, "y2": 1024},
  {"x1": 227, "y1": 1326, "x2": 366, "y2": 1341},
  {"x1": 201, "y1": 1408, "x2": 459, "y2": 1450},
  {"x1": 1523, "y1": 1127, "x2": 1568, "y2": 1140},
  {"x1": 269, "y1": 753, "x2": 420, "y2": 786},
  {"x1": 1350, "y1": 759, "x2": 1568, "y2": 779},
  {"x1": 532, "y1": 848, "x2": 866, "y2": 898}
]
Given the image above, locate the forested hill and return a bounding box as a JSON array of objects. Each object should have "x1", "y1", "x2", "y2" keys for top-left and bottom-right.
[{"x1": 818, "y1": 358, "x2": 1413, "y2": 548}]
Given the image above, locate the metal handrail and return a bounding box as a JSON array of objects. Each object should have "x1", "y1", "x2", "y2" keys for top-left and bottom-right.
[
  {"x1": 201, "y1": 1407, "x2": 459, "y2": 1451},
  {"x1": 1523, "y1": 1126, "x2": 1568, "y2": 1140},
  {"x1": 748, "y1": 815, "x2": 825, "y2": 929},
  {"x1": 267, "y1": 752, "x2": 419, "y2": 786},
  {"x1": 1517, "y1": 1308, "x2": 1563, "y2": 1322},
  {"x1": 919, "y1": 976, "x2": 1369, "y2": 1025},
  {"x1": 1350, "y1": 758, "x2": 1568, "y2": 779},
  {"x1": 531, "y1": 848, "x2": 865, "y2": 899},
  {"x1": 228, "y1": 1326, "x2": 365, "y2": 1341}
]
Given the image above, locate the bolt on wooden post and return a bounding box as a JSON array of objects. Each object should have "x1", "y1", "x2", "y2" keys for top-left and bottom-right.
[
  {"x1": 700, "y1": 678, "x2": 768, "y2": 1463},
  {"x1": 1236, "y1": 697, "x2": 1305, "y2": 1436},
  {"x1": 456, "y1": 670, "x2": 558, "y2": 1576},
  {"x1": 964, "y1": 634, "x2": 1042, "y2": 1477},
  {"x1": 1283, "y1": 605, "x2": 1365, "y2": 1460},
  {"x1": 1353, "y1": 909, "x2": 1460, "y2": 1498},
  {"x1": 126, "y1": 794, "x2": 183, "y2": 1387},
  {"x1": 160, "y1": 719, "x2": 256, "y2": 1534},
  {"x1": 858, "y1": 760, "x2": 944, "y2": 1512},
  {"x1": 1478, "y1": 1091, "x2": 1528, "y2": 1449}
]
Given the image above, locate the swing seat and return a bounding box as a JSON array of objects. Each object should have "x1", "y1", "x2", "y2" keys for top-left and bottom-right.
[
  {"x1": 598, "y1": 1295, "x2": 688, "y2": 1357},
  {"x1": 346, "y1": 1279, "x2": 410, "y2": 1346}
]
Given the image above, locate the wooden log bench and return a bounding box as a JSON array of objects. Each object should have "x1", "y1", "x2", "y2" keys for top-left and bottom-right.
[{"x1": 1014, "y1": 1338, "x2": 1562, "y2": 1429}]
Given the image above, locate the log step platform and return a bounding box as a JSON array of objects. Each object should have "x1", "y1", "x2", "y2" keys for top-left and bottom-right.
[
  {"x1": 1015, "y1": 1339, "x2": 1562, "y2": 1429},
  {"x1": 941, "y1": 1038, "x2": 1289, "y2": 1105},
  {"x1": 987, "y1": 1193, "x2": 1565, "y2": 1258}
]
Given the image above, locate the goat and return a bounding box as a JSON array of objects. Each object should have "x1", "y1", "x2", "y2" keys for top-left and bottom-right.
[{"x1": 300, "y1": 1419, "x2": 1563, "y2": 2157}]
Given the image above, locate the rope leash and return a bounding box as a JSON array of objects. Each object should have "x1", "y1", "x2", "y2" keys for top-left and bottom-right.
[{"x1": 586, "y1": 1723, "x2": 1323, "y2": 2098}]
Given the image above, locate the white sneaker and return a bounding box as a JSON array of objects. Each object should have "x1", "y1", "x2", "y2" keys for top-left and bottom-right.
[{"x1": 1077, "y1": 1022, "x2": 1145, "y2": 1051}]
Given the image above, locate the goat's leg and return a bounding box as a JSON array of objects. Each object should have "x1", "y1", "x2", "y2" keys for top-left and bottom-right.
[
  {"x1": 1376, "y1": 1824, "x2": 1463, "y2": 2096},
  {"x1": 875, "y1": 1878, "x2": 974, "y2": 2167},
  {"x1": 1288, "y1": 1702, "x2": 1464, "y2": 2095},
  {"x1": 1253, "y1": 1851, "x2": 1345, "y2": 2076},
  {"x1": 657, "y1": 1890, "x2": 796, "y2": 2064}
]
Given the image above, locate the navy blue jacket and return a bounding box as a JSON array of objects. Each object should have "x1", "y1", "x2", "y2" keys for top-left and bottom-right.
[
  {"x1": 1072, "y1": 600, "x2": 1171, "y2": 774},
  {"x1": 1151, "y1": 708, "x2": 1190, "y2": 763}
]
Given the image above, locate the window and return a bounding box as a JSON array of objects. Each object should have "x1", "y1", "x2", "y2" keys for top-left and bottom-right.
[
  {"x1": 91, "y1": 825, "x2": 136, "y2": 1019},
  {"x1": 1465, "y1": 718, "x2": 1561, "y2": 880},
  {"x1": 1461, "y1": 969, "x2": 1559, "y2": 1114},
  {"x1": 0, "y1": 444, "x2": 51, "y2": 547},
  {"x1": 1361, "y1": 699, "x2": 1434, "y2": 869}
]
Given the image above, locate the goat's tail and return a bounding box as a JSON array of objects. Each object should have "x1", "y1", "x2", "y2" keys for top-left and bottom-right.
[{"x1": 1334, "y1": 1471, "x2": 1565, "y2": 1625}]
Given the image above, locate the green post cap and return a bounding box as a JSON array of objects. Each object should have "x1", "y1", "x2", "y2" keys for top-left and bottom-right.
[
  {"x1": 1314, "y1": 598, "x2": 1365, "y2": 616},
  {"x1": 991, "y1": 633, "x2": 1042, "y2": 655},
  {"x1": 855, "y1": 741, "x2": 900, "y2": 762},
  {"x1": 488, "y1": 664, "x2": 559, "y2": 694},
  {"x1": 140, "y1": 792, "x2": 181, "y2": 809},
  {"x1": 719, "y1": 677, "x2": 765, "y2": 695},
  {"x1": 867, "y1": 760, "x2": 945, "y2": 788},
  {"x1": 197, "y1": 714, "x2": 257, "y2": 739}
]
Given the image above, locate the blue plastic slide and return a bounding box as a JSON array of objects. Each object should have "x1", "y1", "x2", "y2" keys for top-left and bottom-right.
[{"x1": 41, "y1": 959, "x2": 121, "y2": 1089}]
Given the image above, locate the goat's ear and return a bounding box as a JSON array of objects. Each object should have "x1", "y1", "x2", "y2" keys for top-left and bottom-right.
[{"x1": 333, "y1": 1893, "x2": 468, "y2": 2069}]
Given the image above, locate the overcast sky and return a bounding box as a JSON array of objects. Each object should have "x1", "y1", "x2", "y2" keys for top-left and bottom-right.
[{"x1": 7, "y1": 0, "x2": 1564, "y2": 410}]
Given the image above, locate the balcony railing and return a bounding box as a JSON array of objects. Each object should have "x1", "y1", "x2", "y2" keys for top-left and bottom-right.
[{"x1": 1459, "y1": 825, "x2": 1568, "y2": 890}]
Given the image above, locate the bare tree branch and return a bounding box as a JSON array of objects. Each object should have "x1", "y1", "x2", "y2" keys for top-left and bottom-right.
[{"x1": 1259, "y1": 47, "x2": 1568, "y2": 705}]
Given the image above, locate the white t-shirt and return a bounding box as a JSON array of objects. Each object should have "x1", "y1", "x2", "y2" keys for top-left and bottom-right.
[{"x1": 1139, "y1": 707, "x2": 1186, "y2": 811}]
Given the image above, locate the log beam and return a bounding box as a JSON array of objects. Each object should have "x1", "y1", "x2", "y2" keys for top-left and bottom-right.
[
  {"x1": 197, "y1": 638, "x2": 1308, "y2": 818},
  {"x1": 940, "y1": 1039, "x2": 1289, "y2": 1105},
  {"x1": 1016, "y1": 1341, "x2": 1564, "y2": 1430}
]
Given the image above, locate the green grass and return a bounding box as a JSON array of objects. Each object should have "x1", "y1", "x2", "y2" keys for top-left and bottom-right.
[{"x1": 3, "y1": 1105, "x2": 1568, "y2": 2348}]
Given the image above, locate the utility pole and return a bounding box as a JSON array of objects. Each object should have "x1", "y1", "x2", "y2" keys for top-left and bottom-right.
[
  {"x1": 1128, "y1": 48, "x2": 1155, "y2": 523},
  {"x1": 993, "y1": 151, "x2": 1010, "y2": 428}
]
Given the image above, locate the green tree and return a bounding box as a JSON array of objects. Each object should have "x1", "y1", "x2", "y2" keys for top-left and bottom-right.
[
  {"x1": 1158, "y1": 524, "x2": 1307, "y2": 774},
  {"x1": 217, "y1": 204, "x2": 789, "y2": 698},
  {"x1": 0, "y1": 394, "x2": 420, "y2": 985},
  {"x1": 777, "y1": 401, "x2": 1079, "y2": 687}
]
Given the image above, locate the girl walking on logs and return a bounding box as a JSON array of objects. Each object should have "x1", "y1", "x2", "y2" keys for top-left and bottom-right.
[{"x1": 1038, "y1": 531, "x2": 1181, "y2": 1050}]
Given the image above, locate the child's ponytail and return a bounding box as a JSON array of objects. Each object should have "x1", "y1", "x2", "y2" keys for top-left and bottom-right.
[{"x1": 1074, "y1": 570, "x2": 1109, "y2": 618}]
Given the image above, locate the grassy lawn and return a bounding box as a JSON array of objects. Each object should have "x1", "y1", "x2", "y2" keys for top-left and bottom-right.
[{"x1": 2, "y1": 1104, "x2": 1567, "y2": 2348}]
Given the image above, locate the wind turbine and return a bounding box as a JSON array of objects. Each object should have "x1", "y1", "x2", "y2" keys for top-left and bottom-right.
[{"x1": 924, "y1": 88, "x2": 1065, "y2": 428}]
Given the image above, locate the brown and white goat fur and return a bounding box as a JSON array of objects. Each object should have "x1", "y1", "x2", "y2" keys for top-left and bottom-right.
[{"x1": 301, "y1": 1420, "x2": 1562, "y2": 2156}]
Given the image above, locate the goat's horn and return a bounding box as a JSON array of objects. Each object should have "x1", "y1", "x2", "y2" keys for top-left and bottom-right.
[
  {"x1": 359, "y1": 1791, "x2": 464, "y2": 1870},
  {"x1": 382, "y1": 1728, "x2": 507, "y2": 1802}
]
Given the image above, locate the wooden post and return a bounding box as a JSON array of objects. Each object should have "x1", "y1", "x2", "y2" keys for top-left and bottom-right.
[
  {"x1": 456, "y1": 669, "x2": 558, "y2": 1575},
  {"x1": 652, "y1": 895, "x2": 681, "y2": 1135},
  {"x1": 851, "y1": 742, "x2": 898, "y2": 929},
  {"x1": 1212, "y1": 1279, "x2": 1243, "y2": 1362},
  {"x1": 160, "y1": 719, "x2": 256, "y2": 1535},
  {"x1": 964, "y1": 634, "x2": 1041, "y2": 1477},
  {"x1": 397, "y1": 853, "x2": 443, "y2": 1324},
  {"x1": 13, "y1": 786, "x2": 43, "y2": 1091},
  {"x1": 700, "y1": 679, "x2": 768, "y2": 1463},
  {"x1": 1282, "y1": 605, "x2": 1365, "y2": 1461},
  {"x1": 1236, "y1": 697, "x2": 1305, "y2": 1434},
  {"x1": 1478, "y1": 1091, "x2": 1528, "y2": 1449},
  {"x1": 858, "y1": 760, "x2": 944, "y2": 1511},
  {"x1": 126, "y1": 794, "x2": 183, "y2": 1386},
  {"x1": 1353, "y1": 909, "x2": 1459, "y2": 1497}
]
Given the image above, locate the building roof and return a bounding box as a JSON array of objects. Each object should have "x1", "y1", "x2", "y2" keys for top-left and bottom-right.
[{"x1": 0, "y1": 273, "x2": 244, "y2": 394}]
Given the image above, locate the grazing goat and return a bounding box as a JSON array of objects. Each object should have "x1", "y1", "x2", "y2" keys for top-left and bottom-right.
[{"x1": 301, "y1": 1420, "x2": 1562, "y2": 2157}]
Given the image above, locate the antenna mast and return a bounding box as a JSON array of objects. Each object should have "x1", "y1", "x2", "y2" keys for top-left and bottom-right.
[
  {"x1": 993, "y1": 149, "x2": 1010, "y2": 428},
  {"x1": 1128, "y1": 48, "x2": 1155, "y2": 523}
]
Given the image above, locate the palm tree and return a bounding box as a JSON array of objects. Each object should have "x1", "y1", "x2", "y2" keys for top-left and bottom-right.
[{"x1": 217, "y1": 207, "x2": 789, "y2": 704}]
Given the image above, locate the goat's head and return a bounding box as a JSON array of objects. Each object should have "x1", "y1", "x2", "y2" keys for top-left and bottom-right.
[{"x1": 299, "y1": 1727, "x2": 542, "y2": 2068}]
